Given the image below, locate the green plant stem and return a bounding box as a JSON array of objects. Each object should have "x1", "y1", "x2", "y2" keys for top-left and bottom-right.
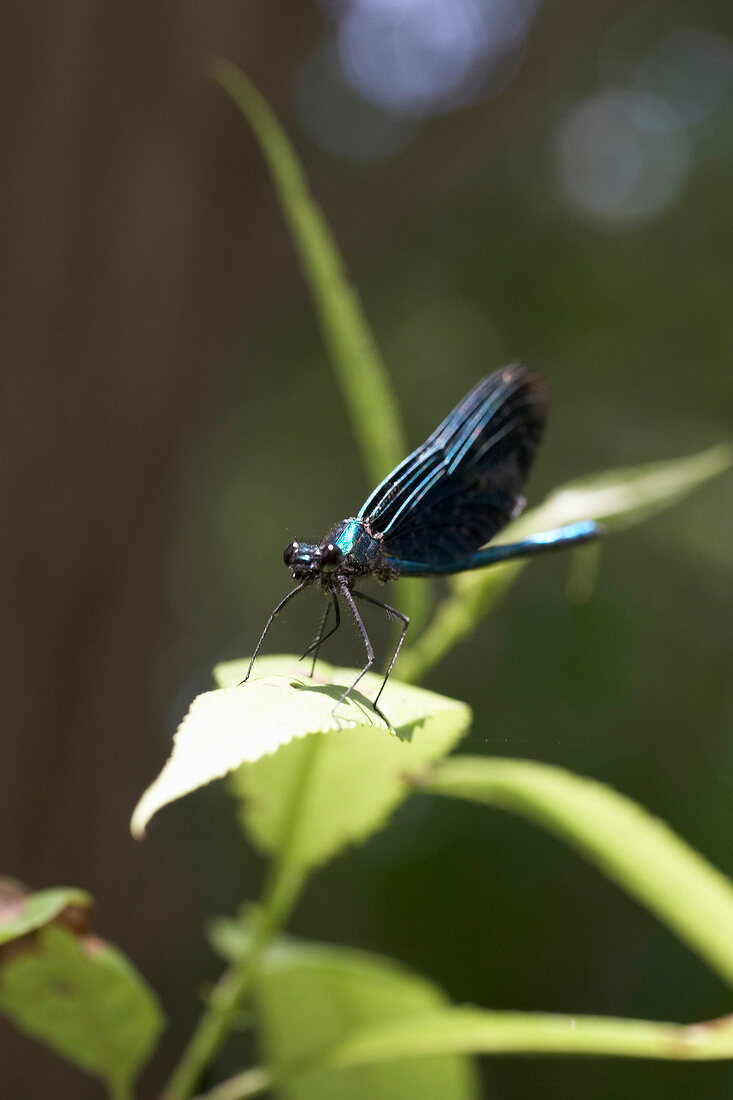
[
  {"x1": 194, "y1": 1066, "x2": 272, "y2": 1100},
  {"x1": 161, "y1": 859, "x2": 305, "y2": 1100},
  {"x1": 298, "y1": 1008, "x2": 733, "y2": 1070},
  {"x1": 426, "y1": 756, "x2": 733, "y2": 989},
  {"x1": 163, "y1": 721, "x2": 324, "y2": 1098},
  {"x1": 193, "y1": 1009, "x2": 733, "y2": 1098}
]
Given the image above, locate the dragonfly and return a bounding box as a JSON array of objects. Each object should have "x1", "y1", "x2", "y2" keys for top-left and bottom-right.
[{"x1": 244, "y1": 365, "x2": 600, "y2": 729}]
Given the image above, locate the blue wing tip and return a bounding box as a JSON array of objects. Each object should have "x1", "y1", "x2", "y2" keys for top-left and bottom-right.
[
  {"x1": 566, "y1": 519, "x2": 604, "y2": 542},
  {"x1": 567, "y1": 519, "x2": 603, "y2": 545}
]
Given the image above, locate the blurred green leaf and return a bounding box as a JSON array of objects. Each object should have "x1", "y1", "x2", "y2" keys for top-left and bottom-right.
[
  {"x1": 204, "y1": 924, "x2": 733, "y2": 1096},
  {"x1": 214, "y1": 657, "x2": 470, "y2": 869},
  {"x1": 208, "y1": 57, "x2": 404, "y2": 487},
  {"x1": 132, "y1": 657, "x2": 469, "y2": 845},
  {"x1": 0, "y1": 924, "x2": 163, "y2": 1096},
  {"x1": 509, "y1": 443, "x2": 733, "y2": 535},
  {"x1": 208, "y1": 57, "x2": 429, "y2": 633},
  {"x1": 292, "y1": 1006, "x2": 733, "y2": 1075},
  {"x1": 207, "y1": 913, "x2": 256, "y2": 962},
  {"x1": 0, "y1": 882, "x2": 91, "y2": 945},
  {"x1": 239, "y1": 934, "x2": 479, "y2": 1099},
  {"x1": 426, "y1": 756, "x2": 733, "y2": 989},
  {"x1": 398, "y1": 443, "x2": 733, "y2": 682}
]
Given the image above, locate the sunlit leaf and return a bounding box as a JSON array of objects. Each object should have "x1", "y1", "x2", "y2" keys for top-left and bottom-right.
[
  {"x1": 212, "y1": 930, "x2": 479, "y2": 1099},
  {"x1": 398, "y1": 443, "x2": 733, "y2": 682},
  {"x1": 216, "y1": 657, "x2": 469, "y2": 868},
  {"x1": 131, "y1": 658, "x2": 470, "y2": 859},
  {"x1": 426, "y1": 756, "x2": 733, "y2": 988},
  {"x1": 0, "y1": 924, "x2": 163, "y2": 1094}
]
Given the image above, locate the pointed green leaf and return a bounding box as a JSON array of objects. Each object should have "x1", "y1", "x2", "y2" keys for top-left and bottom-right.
[
  {"x1": 427, "y1": 757, "x2": 733, "y2": 988},
  {"x1": 208, "y1": 58, "x2": 433, "y2": 629},
  {"x1": 208, "y1": 57, "x2": 404, "y2": 488},
  {"x1": 503, "y1": 442, "x2": 733, "y2": 537},
  {"x1": 0, "y1": 924, "x2": 164, "y2": 1093},
  {"x1": 398, "y1": 444, "x2": 733, "y2": 682},
  {"x1": 216, "y1": 657, "x2": 470, "y2": 868},
  {"x1": 132, "y1": 658, "x2": 470, "y2": 859}
]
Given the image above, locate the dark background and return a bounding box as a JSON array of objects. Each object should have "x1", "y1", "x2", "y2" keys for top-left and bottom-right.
[{"x1": 2, "y1": 2, "x2": 733, "y2": 1097}]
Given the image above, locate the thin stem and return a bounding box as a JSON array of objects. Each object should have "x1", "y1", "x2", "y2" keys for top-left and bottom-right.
[
  {"x1": 194, "y1": 1009, "x2": 733, "y2": 1099},
  {"x1": 162, "y1": 734, "x2": 323, "y2": 1099},
  {"x1": 194, "y1": 1066, "x2": 272, "y2": 1100},
  {"x1": 161, "y1": 859, "x2": 305, "y2": 1100},
  {"x1": 290, "y1": 1008, "x2": 733, "y2": 1070}
]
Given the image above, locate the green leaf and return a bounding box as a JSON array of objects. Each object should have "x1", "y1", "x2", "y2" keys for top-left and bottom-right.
[
  {"x1": 0, "y1": 881, "x2": 91, "y2": 945},
  {"x1": 132, "y1": 657, "x2": 469, "y2": 847},
  {"x1": 0, "y1": 924, "x2": 164, "y2": 1094},
  {"x1": 208, "y1": 58, "x2": 433, "y2": 630},
  {"x1": 207, "y1": 57, "x2": 404, "y2": 489},
  {"x1": 212, "y1": 657, "x2": 470, "y2": 869},
  {"x1": 206, "y1": 930, "x2": 733, "y2": 1096},
  {"x1": 294, "y1": 1006, "x2": 733, "y2": 1074},
  {"x1": 507, "y1": 442, "x2": 733, "y2": 535},
  {"x1": 398, "y1": 443, "x2": 733, "y2": 682},
  {"x1": 222, "y1": 932, "x2": 479, "y2": 1099},
  {"x1": 426, "y1": 756, "x2": 733, "y2": 988}
]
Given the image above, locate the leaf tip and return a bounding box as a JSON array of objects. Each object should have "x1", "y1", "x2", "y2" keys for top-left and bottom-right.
[
  {"x1": 129, "y1": 799, "x2": 151, "y2": 841},
  {"x1": 205, "y1": 54, "x2": 234, "y2": 87},
  {"x1": 205, "y1": 55, "x2": 256, "y2": 113}
]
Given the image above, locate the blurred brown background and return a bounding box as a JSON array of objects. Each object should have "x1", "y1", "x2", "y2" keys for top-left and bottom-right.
[{"x1": 2, "y1": 2, "x2": 733, "y2": 1097}]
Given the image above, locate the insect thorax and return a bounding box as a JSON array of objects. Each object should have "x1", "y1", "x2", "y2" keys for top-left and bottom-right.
[{"x1": 329, "y1": 518, "x2": 389, "y2": 577}]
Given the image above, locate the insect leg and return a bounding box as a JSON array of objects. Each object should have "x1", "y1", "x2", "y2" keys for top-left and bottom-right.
[
  {"x1": 301, "y1": 599, "x2": 330, "y2": 670},
  {"x1": 339, "y1": 580, "x2": 394, "y2": 731},
  {"x1": 301, "y1": 592, "x2": 341, "y2": 676},
  {"x1": 352, "y1": 589, "x2": 409, "y2": 708},
  {"x1": 242, "y1": 580, "x2": 309, "y2": 683}
]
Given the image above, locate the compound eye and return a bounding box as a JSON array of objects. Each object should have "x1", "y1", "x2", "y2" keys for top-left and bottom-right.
[
  {"x1": 283, "y1": 540, "x2": 299, "y2": 566},
  {"x1": 320, "y1": 542, "x2": 343, "y2": 570}
]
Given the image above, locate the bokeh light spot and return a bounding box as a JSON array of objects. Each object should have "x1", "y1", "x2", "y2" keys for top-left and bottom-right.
[
  {"x1": 636, "y1": 30, "x2": 733, "y2": 128},
  {"x1": 335, "y1": 0, "x2": 541, "y2": 117},
  {"x1": 556, "y1": 89, "x2": 692, "y2": 225}
]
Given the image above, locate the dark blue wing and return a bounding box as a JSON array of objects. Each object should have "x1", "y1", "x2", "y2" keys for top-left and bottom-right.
[
  {"x1": 386, "y1": 521, "x2": 601, "y2": 576},
  {"x1": 359, "y1": 365, "x2": 547, "y2": 567}
]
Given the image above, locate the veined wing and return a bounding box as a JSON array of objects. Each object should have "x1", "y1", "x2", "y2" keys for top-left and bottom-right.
[
  {"x1": 386, "y1": 520, "x2": 601, "y2": 576},
  {"x1": 359, "y1": 366, "x2": 547, "y2": 566}
]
